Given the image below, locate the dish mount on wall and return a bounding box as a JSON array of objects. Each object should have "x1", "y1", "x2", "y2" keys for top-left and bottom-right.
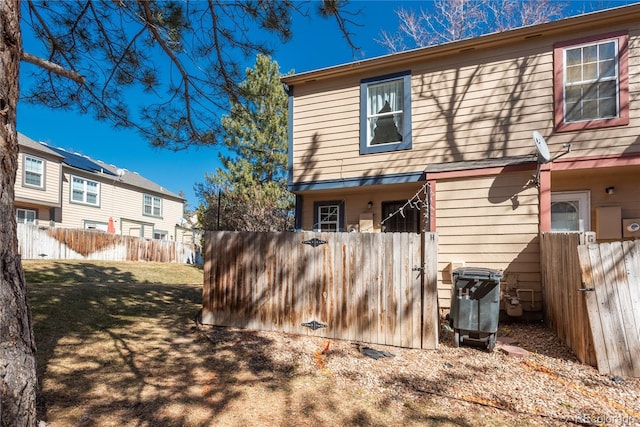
[{"x1": 530, "y1": 131, "x2": 571, "y2": 187}]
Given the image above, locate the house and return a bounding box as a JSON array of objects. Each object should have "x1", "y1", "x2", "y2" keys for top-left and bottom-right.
[
  {"x1": 15, "y1": 132, "x2": 197, "y2": 244},
  {"x1": 282, "y1": 5, "x2": 640, "y2": 318}
]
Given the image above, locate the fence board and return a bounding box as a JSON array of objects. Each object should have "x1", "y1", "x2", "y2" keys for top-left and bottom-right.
[
  {"x1": 577, "y1": 241, "x2": 640, "y2": 377},
  {"x1": 541, "y1": 232, "x2": 596, "y2": 367},
  {"x1": 202, "y1": 231, "x2": 438, "y2": 349},
  {"x1": 17, "y1": 223, "x2": 196, "y2": 263}
]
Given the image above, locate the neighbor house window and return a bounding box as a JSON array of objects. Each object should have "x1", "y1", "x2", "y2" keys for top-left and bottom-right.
[
  {"x1": 24, "y1": 155, "x2": 44, "y2": 188},
  {"x1": 554, "y1": 31, "x2": 628, "y2": 132},
  {"x1": 144, "y1": 194, "x2": 162, "y2": 217},
  {"x1": 16, "y1": 208, "x2": 36, "y2": 225},
  {"x1": 84, "y1": 221, "x2": 107, "y2": 231},
  {"x1": 313, "y1": 201, "x2": 344, "y2": 232},
  {"x1": 360, "y1": 71, "x2": 412, "y2": 154},
  {"x1": 381, "y1": 201, "x2": 420, "y2": 233},
  {"x1": 551, "y1": 191, "x2": 590, "y2": 232},
  {"x1": 71, "y1": 176, "x2": 100, "y2": 206},
  {"x1": 154, "y1": 230, "x2": 168, "y2": 240}
]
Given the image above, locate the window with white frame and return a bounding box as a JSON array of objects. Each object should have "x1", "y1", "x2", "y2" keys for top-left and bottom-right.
[
  {"x1": 554, "y1": 31, "x2": 628, "y2": 131},
  {"x1": 313, "y1": 201, "x2": 344, "y2": 232},
  {"x1": 551, "y1": 191, "x2": 590, "y2": 232},
  {"x1": 154, "y1": 230, "x2": 168, "y2": 240},
  {"x1": 16, "y1": 208, "x2": 36, "y2": 225},
  {"x1": 84, "y1": 221, "x2": 107, "y2": 231},
  {"x1": 565, "y1": 40, "x2": 618, "y2": 122},
  {"x1": 71, "y1": 176, "x2": 100, "y2": 206},
  {"x1": 24, "y1": 155, "x2": 44, "y2": 188},
  {"x1": 144, "y1": 194, "x2": 162, "y2": 217},
  {"x1": 360, "y1": 71, "x2": 412, "y2": 154}
]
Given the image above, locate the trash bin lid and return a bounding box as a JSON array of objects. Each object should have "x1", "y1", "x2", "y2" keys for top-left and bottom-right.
[{"x1": 452, "y1": 267, "x2": 503, "y2": 282}]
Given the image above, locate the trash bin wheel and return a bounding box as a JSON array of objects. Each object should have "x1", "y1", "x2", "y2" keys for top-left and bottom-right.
[
  {"x1": 487, "y1": 333, "x2": 496, "y2": 352},
  {"x1": 453, "y1": 330, "x2": 460, "y2": 348}
]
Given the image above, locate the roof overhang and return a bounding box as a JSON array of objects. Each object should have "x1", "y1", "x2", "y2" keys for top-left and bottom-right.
[
  {"x1": 282, "y1": 4, "x2": 640, "y2": 85},
  {"x1": 424, "y1": 155, "x2": 537, "y2": 174}
]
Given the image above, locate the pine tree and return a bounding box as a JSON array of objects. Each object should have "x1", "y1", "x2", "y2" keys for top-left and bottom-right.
[{"x1": 196, "y1": 54, "x2": 294, "y2": 232}]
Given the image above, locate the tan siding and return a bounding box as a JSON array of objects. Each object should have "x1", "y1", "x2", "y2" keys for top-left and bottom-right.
[
  {"x1": 435, "y1": 172, "x2": 541, "y2": 312},
  {"x1": 59, "y1": 169, "x2": 184, "y2": 239},
  {"x1": 291, "y1": 24, "x2": 640, "y2": 185},
  {"x1": 551, "y1": 165, "x2": 640, "y2": 231}
]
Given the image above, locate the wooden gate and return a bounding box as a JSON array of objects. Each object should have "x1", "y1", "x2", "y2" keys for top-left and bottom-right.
[
  {"x1": 202, "y1": 231, "x2": 439, "y2": 349},
  {"x1": 577, "y1": 241, "x2": 640, "y2": 377}
]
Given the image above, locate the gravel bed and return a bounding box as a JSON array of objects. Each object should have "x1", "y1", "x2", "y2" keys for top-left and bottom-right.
[{"x1": 200, "y1": 321, "x2": 640, "y2": 426}]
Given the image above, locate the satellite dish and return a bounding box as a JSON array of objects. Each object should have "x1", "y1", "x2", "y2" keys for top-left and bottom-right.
[
  {"x1": 533, "y1": 131, "x2": 551, "y2": 164},
  {"x1": 116, "y1": 168, "x2": 126, "y2": 178}
]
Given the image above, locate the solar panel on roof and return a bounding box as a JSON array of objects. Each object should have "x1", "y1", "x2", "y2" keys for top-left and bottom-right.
[{"x1": 47, "y1": 146, "x2": 116, "y2": 176}]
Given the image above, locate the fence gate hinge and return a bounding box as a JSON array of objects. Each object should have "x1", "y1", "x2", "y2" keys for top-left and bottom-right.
[{"x1": 412, "y1": 265, "x2": 425, "y2": 272}]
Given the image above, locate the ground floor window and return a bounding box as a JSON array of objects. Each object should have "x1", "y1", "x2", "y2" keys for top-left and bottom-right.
[
  {"x1": 84, "y1": 220, "x2": 108, "y2": 231},
  {"x1": 381, "y1": 200, "x2": 420, "y2": 233},
  {"x1": 551, "y1": 191, "x2": 590, "y2": 232},
  {"x1": 154, "y1": 230, "x2": 168, "y2": 240},
  {"x1": 16, "y1": 208, "x2": 36, "y2": 225},
  {"x1": 313, "y1": 201, "x2": 344, "y2": 232}
]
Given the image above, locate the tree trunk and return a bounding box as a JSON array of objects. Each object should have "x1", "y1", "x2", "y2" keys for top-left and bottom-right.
[{"x1": 0, "y1": 1, "x2": 38, "y2": 426}]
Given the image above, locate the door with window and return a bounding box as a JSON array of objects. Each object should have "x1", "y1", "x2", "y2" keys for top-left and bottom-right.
[{"x1": 551, "y1": 191, "x2": 590, "y2": 232}]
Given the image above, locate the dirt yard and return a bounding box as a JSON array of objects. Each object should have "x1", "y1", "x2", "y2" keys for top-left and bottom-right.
[{"x1": 24, "y1": 261, "x2": 640, "y2": 426}]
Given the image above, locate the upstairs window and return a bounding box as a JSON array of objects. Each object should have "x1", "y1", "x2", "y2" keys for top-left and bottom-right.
[
  {"x1": 71, "y1": 176, "x2": 100, "y2": 206},
  {"x1": 554, "y1": 31, "x2": 628, "y2": 132},
  {"x1": 144, "y1": 194, "x2": 162, "y2": 217},
  {"x1": 360, "y1": 71, "x2": 412, "y2": 154},
  {"x1": 24, "y1": 155, "x2": 44, "y2": 188},
  {"x1": 313, "y1": 201, "x2": 344, "y2": 232}
]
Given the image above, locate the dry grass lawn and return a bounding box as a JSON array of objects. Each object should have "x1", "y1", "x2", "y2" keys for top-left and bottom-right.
[{"x1": 24, "y1": 260, "x2": 640, "y2": 426}]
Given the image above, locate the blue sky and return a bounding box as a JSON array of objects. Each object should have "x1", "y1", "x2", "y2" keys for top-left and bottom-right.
[{"x1": 16, "y1": 1, "x2": 637, "y2": 210}]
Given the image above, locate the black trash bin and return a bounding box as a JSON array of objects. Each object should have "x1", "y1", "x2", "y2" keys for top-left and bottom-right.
[{"x1": 449, "y1": 267, "x2": 502, "y2": 351}]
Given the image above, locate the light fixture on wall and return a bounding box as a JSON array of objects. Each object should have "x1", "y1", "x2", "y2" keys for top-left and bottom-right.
[
  {"x1": 367, "y1": 201, "x2": 373, "y2": 209},
  {"x1": 606, "y1": 186, "x2": 615, "y2": 195}
]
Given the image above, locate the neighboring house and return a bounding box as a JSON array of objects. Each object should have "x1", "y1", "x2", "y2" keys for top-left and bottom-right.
[
  {"x1": 282, "y1": 5, "x2": 640, "y2": 317},
  {"x1": 15, "y1": 132, "x2": 196, "y2": 243}
]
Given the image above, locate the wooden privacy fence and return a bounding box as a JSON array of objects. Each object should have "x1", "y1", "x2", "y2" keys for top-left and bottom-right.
[
  {"x1": 17, "y1": 223, "x2": 197, "y2": 263},
  {"x1": 540, "y1": 232, "x2": 597, "y2": 367},
  {"x1": 202, "y1": 231, "x2": 439, "y2": 349},
  {"x1": 541, "y1": 232, "x2": 640, "y2": 377},
  {"x1": 578, "y1": 240, "x2": 640, "y2": 378}
]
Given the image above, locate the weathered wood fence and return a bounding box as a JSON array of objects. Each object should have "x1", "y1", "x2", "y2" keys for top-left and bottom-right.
[
  {"x1": 17, "y1": 223, "x2": 197, "y2": 263},
  {"x1": 202, "y1": 231, "x2": 439, "y2": 349},
  {"x1": 541, "y1": 232, "x2": 640, "y2": 377},
  {"x1": 540, "y1": 232, "x2": 597, "y2": 366},
  {"x1": 578, "y1": 240, "x2": 640, "y2": 378}
]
